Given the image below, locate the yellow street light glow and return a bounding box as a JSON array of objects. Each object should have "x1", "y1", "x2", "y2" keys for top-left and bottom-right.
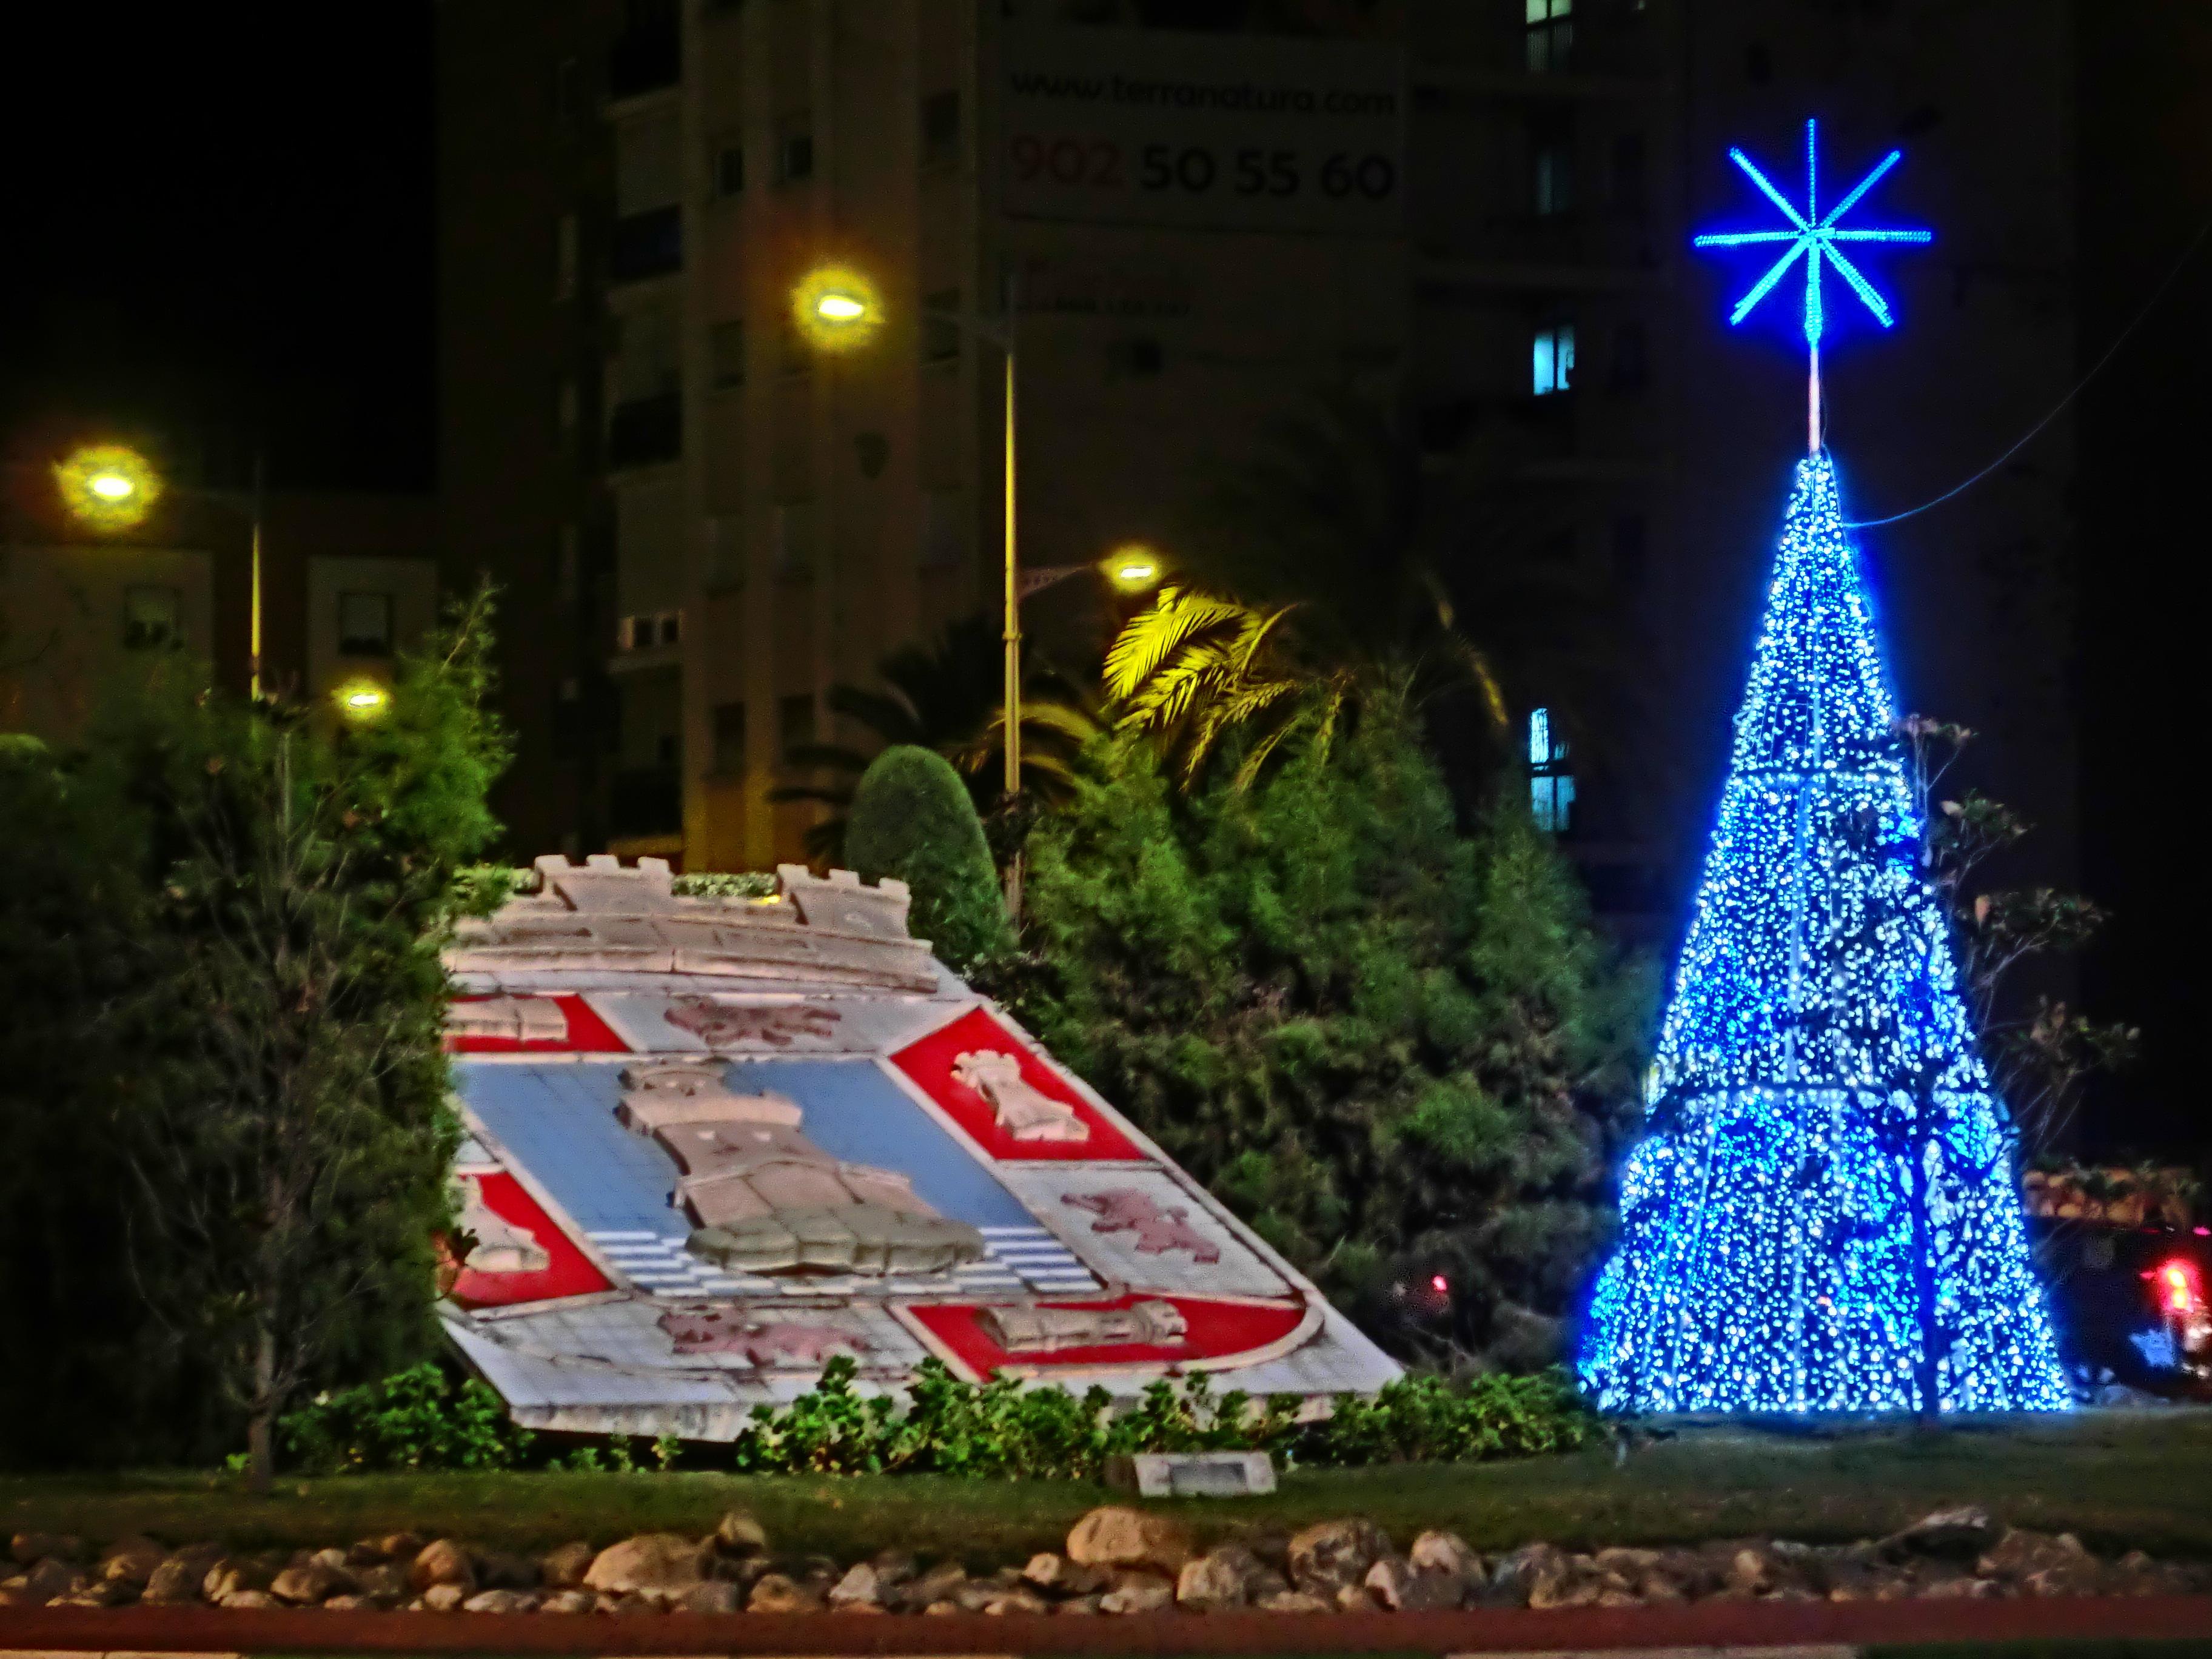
[
  {"x1": 1103, "y1": 545, "x2": 1162, "y2": 592},
  {"x1": 335, "y1": 680, "x2": 391, "y2": 721},
  {"x1": 55, "y1": 443, "x2": 163, "y2": 531},
  {"x1": 793, "y1": 264, "x2": 883, "y2": 352}
]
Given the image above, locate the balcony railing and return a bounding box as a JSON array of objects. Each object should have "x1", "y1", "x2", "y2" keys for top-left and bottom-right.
[
  {"x1": 609, "y1": 206, "x2": 681, "y2": 283},
  {"x1": 606, "y1": 392, "x2": 680, "y2": 469}
]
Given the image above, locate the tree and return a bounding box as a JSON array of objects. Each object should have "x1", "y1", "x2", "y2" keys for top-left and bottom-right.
[
  {"x1": 1018, "y1": 695, "x2": 1646, "y2": 1370},
  {"x1": 1899, "y1": 716, "x2": 2138, "y2": 1158},
  {"x1": 846, "y1": 745, "x2": 1013, "y2": 973},
  {"x1": 99, "y1": 588, "x2": 509, "y2": 1487},
  {"x1": 1579, "y1": 455, "x2": 2071, "y2": 1416},
  {"x1": 1102, "y1": 389, "x2": 1601, "y2": 793},
  {"x1": 771, "y1": 614, "x2": 1099, "y2": 859}
]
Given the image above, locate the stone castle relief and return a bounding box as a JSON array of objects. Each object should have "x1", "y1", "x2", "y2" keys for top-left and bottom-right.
[
  {"x1": 615, "y1": 1059, "x2": 985, "y2": 1276},
  {"x1": 953, "y1": 1048, "x2": 1091, "y2": 1142}
]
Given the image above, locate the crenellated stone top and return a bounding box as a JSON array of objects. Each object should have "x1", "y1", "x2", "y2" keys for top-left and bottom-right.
[{"x1": 446, "y1": 856, "x2": 934, "y2": 993}]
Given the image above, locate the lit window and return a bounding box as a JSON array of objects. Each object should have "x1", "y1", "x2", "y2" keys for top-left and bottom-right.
[
  {"x1": 1534, "y1": 140, "x2": 1573, "y2": 216},
  {"x1": 1532, "y1": 323, "x2": 1576, "y2": 395},
  {"x1": 1526, "y1": 0, "x2": 1574, "y2": 73},
  {"x1": 123, "y1": 585, "x2": 181, "y2": 651},
  {"x1": 1529, "y1": 707, "x2": 1575, "y2": 834},
  {"x1": 338, "y1": 592, "x2": 395, "y2": 657}
]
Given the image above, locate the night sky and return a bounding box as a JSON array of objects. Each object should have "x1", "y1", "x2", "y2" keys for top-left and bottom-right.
[
  {"x1": 1, "y1": 5, "x2": 2205, "y2": 1162},
  {"x1": 0, "y1": 6, "x2": 435, "y2": 488}
]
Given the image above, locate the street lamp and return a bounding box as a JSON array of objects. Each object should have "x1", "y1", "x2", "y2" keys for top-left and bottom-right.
[
  {"x1": 334, "y1": 679, "x2": 392, "y2": 722},
  {"x1": 55, "y1": 441, "x2": 269, "y2": 699},
  {"x1": 791, "y1": 264, "x2": 1024, "y2": 806}
]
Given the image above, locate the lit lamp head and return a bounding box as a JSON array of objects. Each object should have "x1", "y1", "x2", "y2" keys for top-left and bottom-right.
[
  {"x1": 335, "y1": 680, "x2": 392, "y2": 723},
  {"x1": 793, "y1": 264, "x2": 883, "y2": 352},
  {"x1": 1103, "y1": 545, "x2": 1162, "y2": 592},
  {"x1": 55, "y1": 443, "x2": 163, "y2": 532}
]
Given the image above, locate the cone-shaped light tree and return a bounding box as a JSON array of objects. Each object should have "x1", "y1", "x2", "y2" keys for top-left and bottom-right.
[{"x1": 1578, "y1": 124, "x2": 2071, "y2": 1415}]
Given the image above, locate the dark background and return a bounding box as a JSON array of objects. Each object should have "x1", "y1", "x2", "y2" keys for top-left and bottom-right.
[{"x1": 1, "y1": 2, "x2": 2205, "y2": 1164}]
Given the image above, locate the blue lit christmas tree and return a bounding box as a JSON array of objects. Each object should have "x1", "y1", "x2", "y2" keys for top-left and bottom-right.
[{"x1": 1578, "y1": 124, "x2": 2071, "y2": 1414}]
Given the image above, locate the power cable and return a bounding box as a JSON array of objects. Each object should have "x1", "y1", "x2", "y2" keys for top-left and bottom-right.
[{"x1": 1842, "y1": 216, "x2": 2212, "y2": 529}]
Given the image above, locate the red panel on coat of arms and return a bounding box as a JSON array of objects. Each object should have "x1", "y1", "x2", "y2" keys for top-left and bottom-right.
[
  {"x1": 447, "y1": 1172, "x2": 614, "y2": 1307},
  {"x1": 893, "y1": 1006, "x2": 1144, "y2": 1161},
  {"x1": 908, "y1": 1293, "x2": 1305, "y2": 1374},
  {"x1": 446, "y1": 994, "x2": 629, "y2": 1053}
]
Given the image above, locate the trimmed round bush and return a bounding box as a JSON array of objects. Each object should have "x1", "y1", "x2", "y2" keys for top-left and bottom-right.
[{"x1": 845, "y1": 745, "x2": 1012, "y2": 970}]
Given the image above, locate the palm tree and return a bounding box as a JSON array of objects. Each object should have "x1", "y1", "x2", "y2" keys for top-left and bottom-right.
[
  {"x1": 771, "y1": 614, "x2": 1099, "y2": 860},
  {"x1": 1105, "y1": 389, "x2": 1582, "y2": 790}
]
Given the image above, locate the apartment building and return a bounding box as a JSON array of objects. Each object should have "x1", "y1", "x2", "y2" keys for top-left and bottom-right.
[{"x1": 438, "y1": 0, "x2": 2080, "y2": 946}]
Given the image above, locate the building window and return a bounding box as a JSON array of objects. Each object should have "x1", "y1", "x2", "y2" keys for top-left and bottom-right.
[
  {"x1": 338, "y1": 592, "x2": 396, "y2": 657},
  {"x1": 1610, "y1": 131, "x2": 1647, "y2": 212},
  {"x1": 1532, "y1": 322, "x2": 1576, "y2": 396},
  {"x1": 715, "y1": 141, "x2": 745, "y2": 198},
  {"x1": 712, "y1": 700, "x2": 746, "y2": 775},
  {"x1": 777, "y1": 115, "x2": 814, "y2": 184},
  {"x1": 1534, "y1": 138, "x2": 1574, "y2": 217},
  {"x1": 554, "y1": 213, "x2": 578, "y2": 300},
  {"x1": 777, "y1": 692, "x2": 816, "y2": 766},
  {"x1": 1529, "y1": 707, "x2": 1575, "y2": 834},
  {"x1": 922, "y1": 289, "x2": 961, "y2": 364},
  {"x1": 922, "y1": 90, "x2": 960, "y2": 168},
  {"x1": 1526, "y1": 0, "x2": 1574, "y2": 73},
  {"x1": 1611, "y1": 318, "x2": 1648, "y2": 392},
  {"x1": 711, "y1": 319, "x2": 746, "y2": 389},
  {"x1": 123, "y1": 585, "x2": 181, "y2": 651}
]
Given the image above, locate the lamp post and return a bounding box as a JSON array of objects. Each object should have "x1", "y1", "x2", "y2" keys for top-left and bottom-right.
[
  {"x1": 56, "y1": 443, "x2": 269, "y2": 700},
  {"x1": 795, "y1": 267, "x2": 1024, "y2": 797}
]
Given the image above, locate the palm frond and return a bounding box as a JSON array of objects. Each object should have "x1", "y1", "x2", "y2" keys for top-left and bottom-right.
[{"x1": 1102, "y1": 588, "x2": 1250, "y2": 700}]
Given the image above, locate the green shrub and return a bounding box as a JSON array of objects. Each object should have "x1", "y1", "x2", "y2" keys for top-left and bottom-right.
[
  {"x1": 672, "y1": 870, "x2": 779, "y2": 899},
  {"x1": 719, "y1": 1356, "x2": 1592, "y2": 1478},
  {"x1": 280, "y1": 1362, "x2": 534, "y2": 1473},
  {"x1": 845, "y1": 745, "x2": 1012, "y2": 971}
]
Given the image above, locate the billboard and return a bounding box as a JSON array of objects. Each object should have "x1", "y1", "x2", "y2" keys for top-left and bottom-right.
[{"x1": 1001, "y1": 26, "x2": 1406, "y2": 237}]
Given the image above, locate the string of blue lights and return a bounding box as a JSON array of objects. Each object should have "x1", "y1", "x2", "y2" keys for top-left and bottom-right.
[{"x1": 1579, "y1": 453, "x2": 2070, "y2": 1413}]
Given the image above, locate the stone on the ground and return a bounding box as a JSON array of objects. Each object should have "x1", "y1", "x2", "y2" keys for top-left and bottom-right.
[
  {"x1": 375, "y1": 1532, "x2": 425, "y2": 1561},
  {"x1": 1883, "y1": 1505, "x2": 2001, "y2": 1560},
  {"x1": 272, "y1": 1558, "x2": 355, "y2": 1604},
  {"x1": 142, "y1": 1555, "x2": 211, "y2": 1604},
  {"x1": 749, "y1": 1570, "x2": 824, "y2": 1612},
  {"x1": 475, "y1": 1548, "x2": 540, "y2": 1590},
  {"x1": 1409, "y1": 1529, "x2": 1481, "y2": 1583},
  {"x1": 1259, "y1": 1588, "x2": 1334, "y2": 1613},
  {"x1": 714, "y1": 1509, "x2": 769, "y2": 1556},
  {"x1": 1024, "y1": 1552, "x2": 1110, "y2": 1595},
  {"x1": 52, "y1": 1579, "x2": 135, "y2": 1609},
  {"x1": 582, "y1": 1532, "x2": 704, "y2": 1598},
  {"x1": 421, "y1": 1581, "x2": 469, "y2": 1612},
  {"x1": 868, "y1": 1547, "x2": 917, "y2": 1586},
  {"x1": 828, "y1": 1561, "x2": 883, "y2": 1609},
  {"x1": 11, "y1": 1532, "x2": 84, "y2": 1564},
  {"x1": 1287, "y1": 1517, "x2": 1393, "y2": 1596},
  {"x1": 1099, "y1": 1572, "x2": 1174, "y2": 1614},
  {"x1": 679, "y1": 1578, "x2": 743, "y2": 1613},
  {"x1": 221, "y1": 1588, "x2": 280, "y2": 1609},
  {"x1": 1175, "y1": 1549, "x2": 1250, "y2": 1611},
  {"x1": 1365, "y1": 1553, "x2": 1461, "y2": 1611},
  {"x1": 1066, "y1": 1505, "x2": 1195, "y2": 1574},
  {"x1": 540, "y1": 1589, "x2": 596, "y2": 1614},
  {"x1": 894, "y1": 1559, "x2": 967, "y2": 1611},
  {"x1": 411, "y1": 1538, "x2": 478, "y2": 1594},
  {"x1": 464, "y1": 1587, "x2": 540, "y2": 1612},
  {"x1": 204, "y1": 1557, "x2": 273, "y2": 1601},
  {"x1": 98, "y1": 1535, "x2": 167, "y2": 1587},
  {"x1": 539, "y1": 1540, "x2": 594, "y2": 1589}
]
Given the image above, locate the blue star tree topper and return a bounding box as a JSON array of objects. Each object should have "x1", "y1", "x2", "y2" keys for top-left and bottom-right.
[
  {"x1": 1694, "y1": 119, "x2": 1932, "y2": 452},
  {"x1": 1577, "y1": 125, "x2": 2071, "y2": 1415}
]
